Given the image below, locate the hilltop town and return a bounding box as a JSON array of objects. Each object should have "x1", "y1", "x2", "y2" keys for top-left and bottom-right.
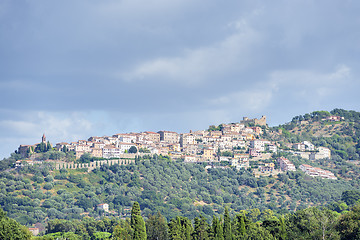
[
  {"x1": 16, "y1": 115, "x2": 337, "y2": 180},
  {"x1": 3, "y1": 109, "x2": 360, "y2": 236}
]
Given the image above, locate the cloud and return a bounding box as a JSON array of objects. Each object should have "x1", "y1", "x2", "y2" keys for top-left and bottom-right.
[
  {"x1": 121, "y1": 18, "x2": 261, "y2": 85},
  {"x1": 1, "y1": 0, "x2": 360, "y2": 157},
  {"x1": 205, "y1": 65, "x2": 353, "y2": 125},
  {"x1": 269, "y1": 64, "x2": 351, "y2": 100},
  {"x1": 208, "y1": 89, "x2": 273, "y2": 112},
  {"x1": 0, "y1": 111, "x2": 94, "y2": 158}
]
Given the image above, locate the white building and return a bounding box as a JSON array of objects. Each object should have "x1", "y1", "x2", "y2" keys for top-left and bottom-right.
[
  {"x1": 250, "y1": 139, "x2": 270, "y2": 152},
  {"x1": 277, "y1": 157, "x2": 296, "y2": 171},
  {"x1": 97, "y1": 203, "x2": 109, "y2": 212},
  {"x1": 299, "y1": 164, "x2": 337, "y2": 180},
  {"x1": 310, "y1": 147, "x2": 331, "y2": 160},
  {"x1": 102, "y1": 145, "x2": 121, "y2": 158},
  {"x1": 180, "y1": 134, "x2": 196, "y2": 147}
]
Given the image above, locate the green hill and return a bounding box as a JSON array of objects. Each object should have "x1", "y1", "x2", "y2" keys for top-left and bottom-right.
[{"x1": 1, "y1": 108, "x2": 360, "y2": 229}]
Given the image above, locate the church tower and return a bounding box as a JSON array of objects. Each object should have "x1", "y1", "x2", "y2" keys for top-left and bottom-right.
[{"x1": 42, "y1": 133, "x2": 46, "y2": 144}]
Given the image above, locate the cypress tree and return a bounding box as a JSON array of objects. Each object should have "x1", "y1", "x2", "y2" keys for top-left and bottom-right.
[
  {"x1": 278, "y1": 216, "x2": 287, "y2": 240},
  {"x1": 169, "y1": 216, "x2": 193, "y2": 240},
  {"x1": 47, "y1": 141, "x2": 52, "y2": 151},
  {"x1": 211, "y1": 216, "x2": 224, "y2": 240},
  {"x1": 238, "y1": 216, "x2": 246, "y2": 237},
  {"x1": 223, "y1": 207, "x2": 232, "y2": 240},
  {"x1": 193, "y1": 215, "x2": 209, "y2": 240},
  {"x1": 130, "y1": 202, "x2": 147, "y2": 240},
  {"x1": 168, "y1": 216, "x2": 182, "y2": 240},
  {"x1": 146, "y1": 211, "x2": 168, "y2": 240}
]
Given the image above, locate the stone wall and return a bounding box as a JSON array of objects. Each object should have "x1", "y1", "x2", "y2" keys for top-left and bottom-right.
[
  {"x1": 55, "y1": 158, "x2": 135, "y2": 172},
  {"x1": 241, "y1": 116, "x2": 267, "y2": 126}
]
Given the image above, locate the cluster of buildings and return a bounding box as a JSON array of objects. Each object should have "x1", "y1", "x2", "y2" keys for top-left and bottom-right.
[
  {"x1": 17, "y1": 134, "x2": 48, "y2": 157},
  {"x1": 47, "y1": 116, "x2": 272, "y2": 169},
  {"x1": 285, "y1": 141, "x2": 331, "y2": 161},
  {"x1": 16, "y1": 115, "x2": 336, "y2": 178},
  {"x1": 322, "y1": 116, "x2": 345, "y2": 122},
  {"x1": 299, "y1": 164, "x2": 337, "y2": 180}
]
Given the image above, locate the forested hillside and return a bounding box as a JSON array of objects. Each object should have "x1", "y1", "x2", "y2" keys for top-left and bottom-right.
[
  {"x1": 1, "y1": 154, "x2": 360, "y2": 228},
  {"x1": 273, "y1": 109, "x2": 360, "y2": 160},
  {"x1": 1, "y1": 108, "x2": 360, "y2": 238}
]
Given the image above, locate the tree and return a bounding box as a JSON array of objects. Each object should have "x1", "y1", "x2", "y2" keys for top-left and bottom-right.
[
  {"x1": 168, "y1": 216, "x2": 193, "y2": 240},
  {"x1": 47, "y1": 141, "x2": 52, "y2": 151},
  {"x1": 62, "y1": 145, "x2": 68, "y2": 152},
  {"x1": 112, "y1": 220, "x2": 132, "y2": 240},
  {"x1": 130, "y1": 202, "x2": 146, "y2": 240},
  {"x1": 93, "y1": 231, "x2": 111, "y2": 239},
  {"x1": 211, "y1": 216, "x2": 224, "y2": 240},
  {"x1": 146, "y1": 211, "x2": 168, "y2": 240},
  {"x1": 341, "y1": 190, "x2": 360, "y2": 206},
  {"x1": 262, "y1": 217, "x2": 287, "y2": 240},
  {"x1": 337, "y1": 203, "x2": 360, "y2": 240},
  {"x1": 35, "y1": 142, "x2": 47, "y2": 153},
  {"x1": 223, "y1": 207, "x2": 232, "y2": 240},
  {"x1": 193, "y1": 215, "x2": 209, "y2": 240},
  {"x1": 129, "y1": 146, "x2": 138, "y2": 154},
  {"x1": 286, "y1": 207, "x2": 340, "y2": 240},
  {"x1": 233, "y1": 214, "x2": 247, "y2": 238},
  {"x1": 0, "y1": 207, "x2": 32, "y2": 240},
  {"x1": 79, "y1": 153, "x2": 93, "y2": 163}
]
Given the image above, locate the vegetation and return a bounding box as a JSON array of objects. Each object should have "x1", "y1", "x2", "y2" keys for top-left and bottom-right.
[
  {"x1": 27, "y1": 202, "x2": 360, "y2": 239},
  {"x1": 0, "y1": 207, "x2": 32, "y2": 239},
  {"x1": 1, "y1": 153, "x2": 360, "y2": 230},
  {"x1": 0, "y1": 108, "x2": 360, "y2": 238}
]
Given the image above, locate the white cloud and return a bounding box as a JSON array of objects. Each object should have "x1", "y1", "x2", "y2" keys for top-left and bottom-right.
[
  {"x1": 121, "y1": 18, "x2": 261, "y2": 85},
  {"x1": 269, "y1": 64, "x2": 351, "y2": 100},
  {"x1": 206, "y1": 65, "x2": 353, "y2": 120},
  {"x1": 0, "y1": 111, "x2": 94, "y2": 158},
  {"x1": 208, "y1": 88, "x2": 273, "y2": 114}
]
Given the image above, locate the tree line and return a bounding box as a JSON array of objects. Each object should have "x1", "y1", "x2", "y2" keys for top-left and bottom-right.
[{"x1": 2, "y1": 199, "x2": 360, "y2": 239}]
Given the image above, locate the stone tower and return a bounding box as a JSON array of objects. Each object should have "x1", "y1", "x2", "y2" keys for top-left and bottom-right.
[{"x1": 42, "y1": 133, "x2": 46, "y2": 144}]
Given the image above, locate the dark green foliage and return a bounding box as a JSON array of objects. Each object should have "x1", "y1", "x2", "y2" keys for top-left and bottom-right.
[
  {"x1": 129, "y1": 146, "x2": 138, "y2": 154},
  {"x1": 0, "y1": 207, "x2": 32, "y2": 240},
  {"x1": 0, "y1": 154, "x2": 18, "y2": 171},
  {"x1": 233, "y1": 214, "x2": 248, "y2": 238},
  {"x1": 223, "y1": 207, "x2": 232, "y2": 240},
  {"x1": 168, "y1": 216, "x2": 193, "y2": 240},
  {"x1": 1, "y1": 155, "x2": 359, "y2": 226},
  {"x1": 286, "y1": 207, "x2": 340, "y2": 240},
  {"x1": 112, "y1": 220, "x2": 132, "y2": 240},
  {"x1": 146, "y1": 211, "x2": 168, "y2": 240},
  {"x1": 262, "y1": 217, "x2": 287, "y2": 240},
  {"x1": 336, "y1": 203, "x2": 360, "y2": 240},
  {"x1": 45, "y1": 217, "x2": 125, "y2": 239},
  {"x1": 35, "y1": 142, "x2": 47, "y2": 153},
  {"x1": 341, "y1": 190, "x2": 360, "y2": 206},
  {"x1": 79, "y1": 152, "x2": 93, "y2": 163},
  {"x1": 131, "y1": 202, "x2": 146, "y2": 240},
  {"x1": 208, "y1": 124, "x2": 223, "y2": 131},
  {"x1": 210, "y1": 216, "x2": 224, "y2": 240},
  {"x1": 193, "y1": 215, "x2": 209, "y2": 240}
]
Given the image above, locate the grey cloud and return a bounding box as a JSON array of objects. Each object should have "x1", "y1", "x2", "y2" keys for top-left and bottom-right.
[{"x1": 1, "y1": 0, "x2": 360, "y2": 158}]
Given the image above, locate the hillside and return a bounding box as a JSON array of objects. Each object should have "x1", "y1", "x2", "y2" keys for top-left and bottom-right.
[
  {"x1": 1, "y1": 153, "x2": 360, "y2": 228},
  {"x1": 1, "y1": 108, "x2": 360, "y2": 230},
  {"x1": 271, "y1": 109, "x2": 360, "y2": 161}
]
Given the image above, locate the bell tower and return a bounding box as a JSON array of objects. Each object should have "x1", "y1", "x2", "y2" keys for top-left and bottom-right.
[{"x1": 42, "y1": 133, "x2": 46, "y2": 144}]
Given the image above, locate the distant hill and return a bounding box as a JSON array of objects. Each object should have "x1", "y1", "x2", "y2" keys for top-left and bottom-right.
[
  {"x1": 268, "y1": 109, "x2": 360, "y2": 161},
  {"x1": 1, "y1": 108, "x2": 360, "y2": 230}
]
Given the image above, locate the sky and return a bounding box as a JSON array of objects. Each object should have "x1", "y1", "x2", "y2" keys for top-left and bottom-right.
[{"x1": 0, "y1": 0, "x2": 359, "y2": 159}]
